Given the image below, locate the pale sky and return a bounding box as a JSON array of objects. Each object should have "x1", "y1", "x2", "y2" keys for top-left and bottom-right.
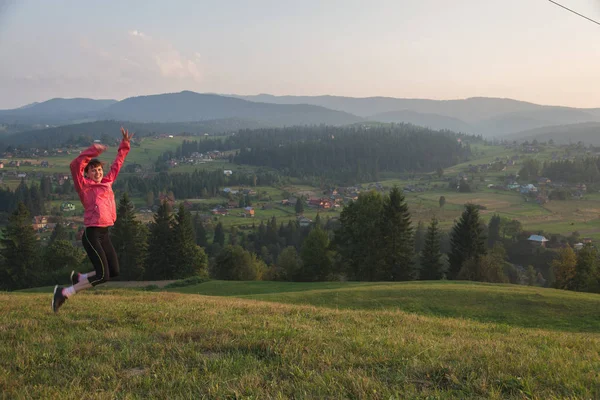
[{"x1": 1, "y1": 0, "x2": 599, "y2": 109}]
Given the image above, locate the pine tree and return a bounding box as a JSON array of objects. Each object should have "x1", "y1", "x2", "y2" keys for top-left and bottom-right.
[
  {"x1": 336, "y1": 191, "x2": 384, "y2": 281},
  {"x1": 112, "y1": 192, "x2": 148, "y2": 280},
  {"x1": 299, "y1": 227, "x2": 331, "y2": 281},
  {"x1": 48, "y1": 221, "x2": 68, "y2": 246},
  {"x1": 447, "y1": 203, "x2": 487, "y2": 279},
  {"x1": 213, "y1": 222, "x2": 225, "y2": 247},
  {"x1": 295, "y1": 196, "x2": 304, "y2": 215},
  {"x1": 172, "y1": 203, "x2": 208, "y2": 278},
  {"x1": 414, "y1": 221, "x2": 426, "y2": 253},
  {"x1": 380, "y1": 186, "x2": 414, "y2": 280},
  {"x1": 43, "y1": 240, "x2": 85, "y2": 281},
  {"x1": 487, "y1": 214, "x2": 501, "y2": 248},
  {"x1": 145, "y1": 201, "x2": 174, "y2": 279},
  {"x1": 193, "y1": 214, "x2": 208, "y2": 248},
  {"x1": 420, "y1": 217, "x2": 444, "y2": 280},
  {"x1": 0, "y1": 202, "x2": 41, "y2": 290}
]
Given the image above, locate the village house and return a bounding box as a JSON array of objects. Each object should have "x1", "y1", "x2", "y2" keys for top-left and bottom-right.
[
  {"x1": 60, "y1": 202, "x2": 76, "y2": 212},
  {"x1": 211, "y1": 206, "x2": 228, "y2": 216},
  {"x1": 308, "y1": 198, "x2": 332, "y2": 209},
  {"x1": 32, "y1": 216, "x2": 48, "y2": 230},
  {"x1": 527, "y1": 235, "x2": 548, "y2": 247}
]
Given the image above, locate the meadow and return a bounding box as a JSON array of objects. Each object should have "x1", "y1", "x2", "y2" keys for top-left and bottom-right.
[{"x1": 2, "y1": 281, "x2": 599, "y2": 399}]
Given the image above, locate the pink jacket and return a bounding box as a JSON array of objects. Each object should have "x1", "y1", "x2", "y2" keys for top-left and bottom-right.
[{"x1": 70, "y1": 140, "x2": 130, "y2": 227}]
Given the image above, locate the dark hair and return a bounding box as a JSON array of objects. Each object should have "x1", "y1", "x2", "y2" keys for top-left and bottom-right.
[{"x1": 85, "y1": 159, "x2": 105, "y2": 173}]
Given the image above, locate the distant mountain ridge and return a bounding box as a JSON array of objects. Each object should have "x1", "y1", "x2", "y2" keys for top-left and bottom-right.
[
  {"x1": 3, "y1": 92, "x2": 600, "y2": 139},
  {"x1": 236, "y1": 94, "x2": 600, "y2": 137},
  {"x1": 0, "y1": 92, "x2": 361, "y2": 130}
]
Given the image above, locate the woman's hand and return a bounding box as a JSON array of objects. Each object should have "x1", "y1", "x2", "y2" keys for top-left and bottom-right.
[
  {"x1": 121, "y1": 127, "x2": 134, "y2": 142},
  {"x1": 92, "y1": 143, "x2": 107, "y2": 152}
]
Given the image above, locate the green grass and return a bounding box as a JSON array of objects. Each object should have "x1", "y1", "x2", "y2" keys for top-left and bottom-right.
[
  {"x1": 169, "y1": 280, "x2": 600, "y2": 333},
  {"x1": 3, "y1": 281, "x2": 599, "y2": 398}
]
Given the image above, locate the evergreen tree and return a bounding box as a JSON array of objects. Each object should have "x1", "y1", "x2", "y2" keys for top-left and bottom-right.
[
  {"x1": 0, "y1": 202, "x2": 41, "y2": 290},
  {"x1": 448, "y1": 203, "x2": 487, "y2": 279},
  {"x1": 213, "y1": 222, "x2": 226, "y2": 247},
  {"x1": 379, "y1": 186, "x2": 414, "y2": 281},
  {"x1": 420, "y1": 217, "x2": 444, "y2": 280},
  {"x1": 336, "y1": 191, "x2": 384, "y2": 281},
  {"x1": 487, "y1": 214, "x2": 501, "y2": 248},
  {"x1": 112, "y1": 192, "x2": 148, "y2": 280},
  {"x1": 414, "y1": 221, "x2": 426, "y2": 254},
  {"x1": 299, "y1": 227, "x2": 332, "y2": 281},
  {"x1": 193, "y1": 214, "x2": 208, "y2": 248},
  {"x1": 42, "y1": 240, "x2": 85, "y2": 282},
  {"x1": 172, "y1": 203, "x2": 208, "y2": 278},
  {"x1": 48, "y1": 221, "x2": 68, "y2": 246},
  {"x1": 145, "y1": 201, "x2": 174, "y2": 279},
  {"x1": 295, "y1": 196, "x2": 304, "y2": 215}
]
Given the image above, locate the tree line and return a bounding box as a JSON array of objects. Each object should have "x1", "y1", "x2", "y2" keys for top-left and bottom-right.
[
  {"x1": 3, "y1": 187, "x2": 596, "y2": 293},
  {"x1": 168, "y1": 125, "x2": 473, "y2": 184}
]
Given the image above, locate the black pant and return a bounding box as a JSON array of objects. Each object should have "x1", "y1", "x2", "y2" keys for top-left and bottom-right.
[{"x1": 82, "y1": 227, "x2": 119, "y2": 286}]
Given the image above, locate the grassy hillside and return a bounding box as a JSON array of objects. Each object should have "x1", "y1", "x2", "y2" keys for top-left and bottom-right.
[
  {"x1": 2, "y1": 281, "x2": 599, "y2": 398},
  {"x1": 168, "y1": 280, "x2": 600, "y2": 333}
]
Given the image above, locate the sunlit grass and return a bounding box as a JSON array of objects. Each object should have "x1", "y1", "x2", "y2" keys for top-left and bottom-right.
[{"x1": 2, "y1": 281, "x2": 599, "y2": 398}]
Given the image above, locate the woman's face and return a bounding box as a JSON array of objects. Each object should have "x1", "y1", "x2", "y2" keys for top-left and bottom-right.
[{"x1": 86, "y1": 165, "x2": 103, "y2": 183}]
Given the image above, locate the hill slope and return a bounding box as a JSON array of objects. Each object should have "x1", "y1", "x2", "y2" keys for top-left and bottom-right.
[
  {"x1": 503, "y1": 121, "x2": 600, "y2": 145},
  {"x1": 3, "y1": 282, "x2": 599, "y2": 398},
  {"x1": 0, "y1": 98, "x2": 117, "y2": 125}
]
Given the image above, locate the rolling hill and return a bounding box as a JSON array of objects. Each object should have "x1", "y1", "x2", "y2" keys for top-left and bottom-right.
[
  {"x1": 5, "y1": 280, "x2": 600, "y2": 398},
  {"x1": 503, "y1": 121, "x2": 600, "y2": 145}
]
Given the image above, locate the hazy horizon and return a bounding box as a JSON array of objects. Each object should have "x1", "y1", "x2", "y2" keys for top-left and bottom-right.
[{"x1": 1, "y1": 0, "x2": 599, "y2": 109}]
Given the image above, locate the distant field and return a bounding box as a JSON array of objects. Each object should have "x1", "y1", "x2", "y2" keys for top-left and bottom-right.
[
  {"x1": 4, "y1": 281, "x2": 599, "y2": 398},
  {"x1": 3, "y1": 139, "x2": 600, "y2": 240}
]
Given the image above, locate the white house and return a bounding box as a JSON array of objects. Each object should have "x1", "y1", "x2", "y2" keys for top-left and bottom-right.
[{"x1": 527, "y1": 235, "x2": 548, "y2": 247}]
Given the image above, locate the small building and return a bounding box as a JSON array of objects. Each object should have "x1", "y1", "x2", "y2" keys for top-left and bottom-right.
[
  {"x1": 223, "y1": 170, "x2": 233, "y2": 176},
  {"x1": 243, "y1": 206, "x2": 255, "y2": 217},
  {"x1": 60, "y1": 202, "x2": 76, "y2": 212},
  {"x1": 32, "y1": 216, "x2": 48, "y2": 230},
  {"x1": 527, "y1": 235, "x2": 548, "y2": 247}
]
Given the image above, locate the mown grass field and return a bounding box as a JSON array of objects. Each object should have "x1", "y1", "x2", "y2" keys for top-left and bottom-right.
[{"x1": 2, "y1": 281, "x2": 599, "y2": 398}]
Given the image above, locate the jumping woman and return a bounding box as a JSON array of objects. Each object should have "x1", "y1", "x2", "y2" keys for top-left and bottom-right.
[{"x1": 52, "y1": 127, "x2": 133, "y2": 312}]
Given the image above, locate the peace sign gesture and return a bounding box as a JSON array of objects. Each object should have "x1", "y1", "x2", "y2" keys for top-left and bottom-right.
[{"x1": 121, "y1": 127, "x2": 134, "y2": 142}]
